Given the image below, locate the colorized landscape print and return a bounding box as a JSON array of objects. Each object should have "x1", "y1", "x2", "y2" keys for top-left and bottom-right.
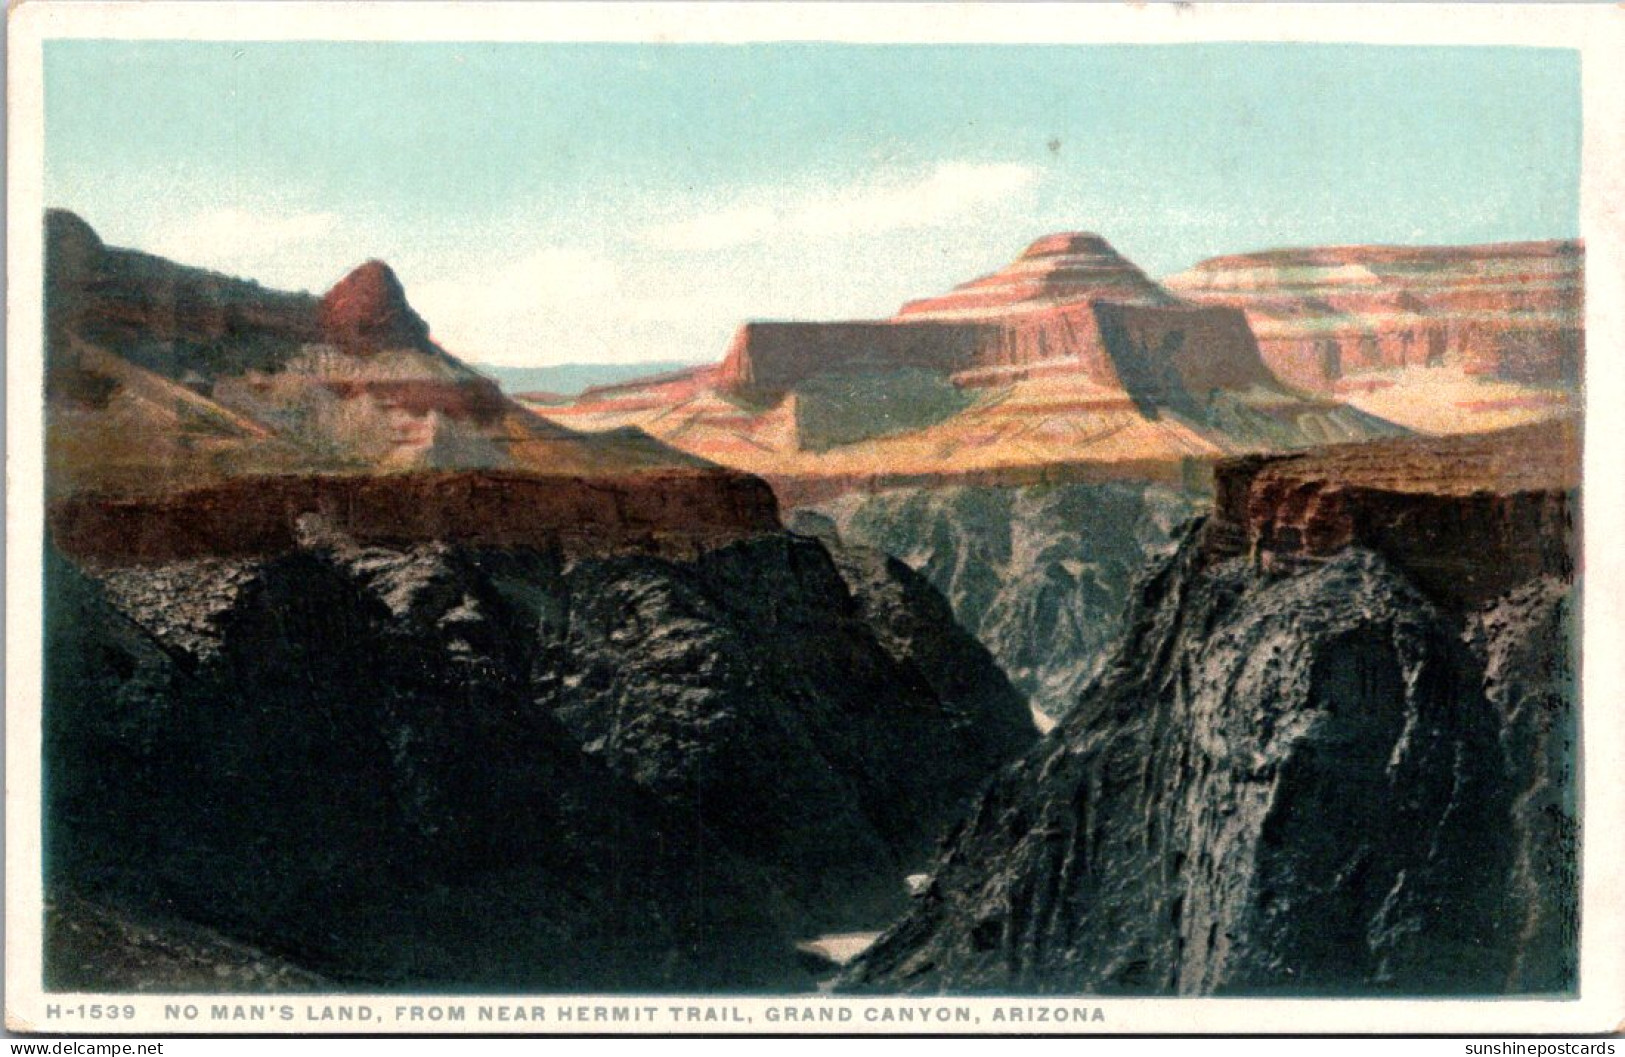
[{"x1": 40, "y1": 41, "x2": 1580, "y2": 995}]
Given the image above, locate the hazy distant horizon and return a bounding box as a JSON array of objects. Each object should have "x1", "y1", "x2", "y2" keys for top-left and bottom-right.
[{"x1": 47, "y1": 41, "x2": 1579, "y2": 367}]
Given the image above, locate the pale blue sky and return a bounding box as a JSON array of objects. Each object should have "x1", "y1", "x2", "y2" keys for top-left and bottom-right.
[{"x1": 46, "y1": 42, "x2": 1580, "y2": 366}]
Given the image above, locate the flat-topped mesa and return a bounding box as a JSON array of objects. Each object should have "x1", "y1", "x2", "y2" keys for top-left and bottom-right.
[
  {"x1": 1203, "y1": 420, "x2": 1577, "y2": 609},
  {"x1": 1166, "y1": 241, "x2": 1584, "y2": 391},
  {"x1": 716, "y1": 231, "x2": 1273, "y2": 406},
  {"x1": 318, "y1": 260, "x2": 433, "y2": 354},
  {"x1": 47, "y1": 468, "x2": 783, "y2": 566}
]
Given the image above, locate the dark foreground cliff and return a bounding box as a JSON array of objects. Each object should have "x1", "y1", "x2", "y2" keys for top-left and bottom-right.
[
  {"x1": 841, "y1": 426, "x2": 1577, "y2": 995},
  {"x1": 46, "y1": 527, "x2": 1034, "y2": 992}
]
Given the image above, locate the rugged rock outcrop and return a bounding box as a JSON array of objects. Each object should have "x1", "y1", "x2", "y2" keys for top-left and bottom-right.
[
  {"x1": 840, "y1": 425, "x2": 1577, "y2": 995},
  {"x1": 792, "y1": 482, "x2": 1205, "y2": 718},
  {"x1": 44, "y1": 209, "x2": 716, "y2": 493},
  {"x1": 541, "y1": 231, "x2": 1401, "y2": 491},
  {"x1": 48, "y1": 469, "x2": 782, "y2": 565},
  {"x1": 1165, "y1": 241, "x2": 1583, "y2": 392},
  {"x1": 1204, "y1": 421, "x2": 1577, "y2": 608},
  {"x1": 547, "y1": 535, "x2": 1036, "y2": 930},
  {"x1": 46, "y1": 524, "x2": 1034, "y2": 990}
]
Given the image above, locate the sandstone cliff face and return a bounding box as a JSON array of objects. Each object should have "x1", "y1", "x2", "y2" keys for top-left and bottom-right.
[
  {"x1": 717, "y1": 233, "x2": 1276, "y2": 411},
  {"x1": 1165, "y1": 241, "x2": 1583, "y2": 392},
  {"x1": 1204, "y1": 421, "x2": 1577, "y2": 609},
  {"x1": 546, "y1": 231, "x2": 1401, "y2": 491},
  {"x1": 840, "y1": 427, "x2": 1577, "y2": 996},
  {"x1": 44, "y1": 210, "x2": 715, "y2": 494},
  {"x1": 46, "y1": 526, "x2": 1034, "y2": 990},
  {"x1": 48, "y1": 469, "x2": 782, "y2": 565}
]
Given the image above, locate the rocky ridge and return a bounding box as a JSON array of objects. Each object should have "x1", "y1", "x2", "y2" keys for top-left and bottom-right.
[
  {"x1": 539, "y1": 232, "x2": 1400, "y2": 490},
  {"x1": 1165, "y1": 241, "x2": 1582, "y2": 388}
]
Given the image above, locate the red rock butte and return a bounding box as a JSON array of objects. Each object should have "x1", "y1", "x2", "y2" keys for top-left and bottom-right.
[
  {"x1": 542, "y1": 230, "x2": 1401, "y2": 493},
  {"x1": 48, "y1": 469, "x2": 783, "y2": 566},
  {"x1": 716, "y1": 231, "x2": 1279, "y2": 411},
  {"x1": 1165, "y1": 241, "x2": 1583, "y2": 391}
]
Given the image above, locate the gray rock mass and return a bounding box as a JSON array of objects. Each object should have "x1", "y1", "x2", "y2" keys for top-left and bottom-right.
[{"x1": 840, "y1": 526, "x2": 1577, "y2": 995}]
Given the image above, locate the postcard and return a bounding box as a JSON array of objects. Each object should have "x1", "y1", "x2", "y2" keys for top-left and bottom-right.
[{"x1": 6, "y1": 1, "x2": 1624, "y2": 1037}]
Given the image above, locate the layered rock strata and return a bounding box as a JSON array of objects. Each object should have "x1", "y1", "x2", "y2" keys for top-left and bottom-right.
[
  {"x1": 44, "y1": 209, "x2": 716, "y2": 494},
  {"x1": 718, "y1": 233, "x2": 1276, "y2": 409},
  {"x1": 48, "y1": 469, "x2": 781, "y2": 565},
  {"x1": 542, "y1": 232, "x2": 1399, "y2": 489},
  {"x1": 840, "y1": 423, "x2": 1578, "y2": 995}
]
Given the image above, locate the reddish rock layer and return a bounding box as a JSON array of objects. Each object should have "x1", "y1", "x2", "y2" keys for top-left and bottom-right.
[
  {"x1": 716, "y1": 321, "x2": 995, "y2": 398},
  {"x1": 1166, "y1": 241, "x2": 1583, "y2": 391},
  {"x1": 46, "y1": 210, "x2": 322, "y2": 351},
  {"x1": 48, "y1": 469, "x2": 782, "y2": 566},
  {"x1": 1203, "y1": 421, "x2": 1577, "y2": 608},
  {"x1": 715, "y1": 233, "x2": 1269, "y2": 410},
  {"x1": 897, "y1": 231, "x2": 1173, "y2": 318},
  {"x1": 317, "y1": 260, "x2": 433, "y2": 354}
]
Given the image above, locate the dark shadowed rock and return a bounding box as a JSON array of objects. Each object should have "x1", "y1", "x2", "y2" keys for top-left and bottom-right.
[
  {"x1": 839, "y1": 424, "x2": 1579, "y2": 996},
  {"x1": 45, "y1": 893, "x2": 331, "y2": 994},
  {"x1": 840, "y1": 519, "x2": 1577, "y2": 995},
  {"x1": 318, "y1": 260, "x2": 431, "y2": 353},
  {"x1": 45, "y1": 543, "x2": 805, "y2": 991},
  {"x1": 1465, "y1": 577, "x2": 1578, "y2": 992},
  {"x1": 45, "y1": 525, "x2": 1034, "y2": 990}
]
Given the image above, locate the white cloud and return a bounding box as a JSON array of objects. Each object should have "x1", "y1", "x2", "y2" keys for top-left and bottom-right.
[
  {"x1": 409, "y1": 246, "x2": 621, "y2": 365},
  {"x1": 643, "y1": 162, "x2": 1040, "y2": 252},
  {"x1": 146, "y1": 208, "x2": 341, "y2": 273}
]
